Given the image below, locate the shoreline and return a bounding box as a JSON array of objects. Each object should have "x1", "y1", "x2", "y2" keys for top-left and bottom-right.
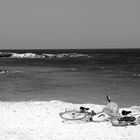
[{"x1": 0, "y1": 100, "x2": 140, "y2": 140}]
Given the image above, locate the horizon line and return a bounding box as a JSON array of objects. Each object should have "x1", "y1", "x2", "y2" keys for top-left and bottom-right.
[{"x1": 0, "y1": 48, "x2": 140, "y2": 50}]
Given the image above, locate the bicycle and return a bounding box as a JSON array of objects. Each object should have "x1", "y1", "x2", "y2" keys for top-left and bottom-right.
[
  {"x1": 59, "y1": 107, "x2": 97, "y2": 121},
  {"x1": 59, "y1": 96, "x2": 111, "y2": 121}
]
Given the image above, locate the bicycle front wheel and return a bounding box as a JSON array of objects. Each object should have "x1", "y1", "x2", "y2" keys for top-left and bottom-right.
[{"x1": 59, "y1": 110, "x2": 87, "y2": 120}]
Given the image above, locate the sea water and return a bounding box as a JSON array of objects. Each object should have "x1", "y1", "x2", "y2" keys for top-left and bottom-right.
[{"x1": 0, "y1": 49, "x2": 140, "y2": 107}]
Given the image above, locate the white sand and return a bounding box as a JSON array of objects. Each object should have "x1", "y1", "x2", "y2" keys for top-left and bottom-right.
[{"x1": 0, "y1": 100, "x2": 140, "y2": 140}]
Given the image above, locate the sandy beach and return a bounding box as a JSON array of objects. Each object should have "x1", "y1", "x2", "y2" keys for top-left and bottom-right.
[{"x1": 0, "y1": 100, "x2": 140, "y2": 140}]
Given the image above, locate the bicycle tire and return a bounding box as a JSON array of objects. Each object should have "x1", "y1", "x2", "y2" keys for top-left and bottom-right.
[{"x1": 59, "y1": 110, "x2": 87, "y2": 120}]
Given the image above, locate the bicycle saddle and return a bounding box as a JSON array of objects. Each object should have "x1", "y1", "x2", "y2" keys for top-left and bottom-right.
[
  {"x1": 121, "y1": 110, "x2": 132, "y2": 116},
  {"x1": 80, "y1": 106, "x2": 89, "y2": 111}
]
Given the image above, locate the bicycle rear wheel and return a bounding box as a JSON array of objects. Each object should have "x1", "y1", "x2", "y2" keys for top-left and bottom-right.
[{"x1": 59, "y1": 110, "x2": 87, "y2": 120}]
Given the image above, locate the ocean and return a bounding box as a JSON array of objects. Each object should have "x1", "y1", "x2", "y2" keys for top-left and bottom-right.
[{"x1": 0, "y1": 49, "x2": 140, "y2": 107}]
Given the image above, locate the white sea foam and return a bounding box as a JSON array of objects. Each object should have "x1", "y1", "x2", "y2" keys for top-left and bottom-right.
[{"x1": 0, "y1": 51, "x2": 91, "y2": 58}]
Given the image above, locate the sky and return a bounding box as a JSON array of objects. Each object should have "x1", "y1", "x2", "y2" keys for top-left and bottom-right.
[{"x1": 0, "y1": 0, "x2": 140, "y2": 49}]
